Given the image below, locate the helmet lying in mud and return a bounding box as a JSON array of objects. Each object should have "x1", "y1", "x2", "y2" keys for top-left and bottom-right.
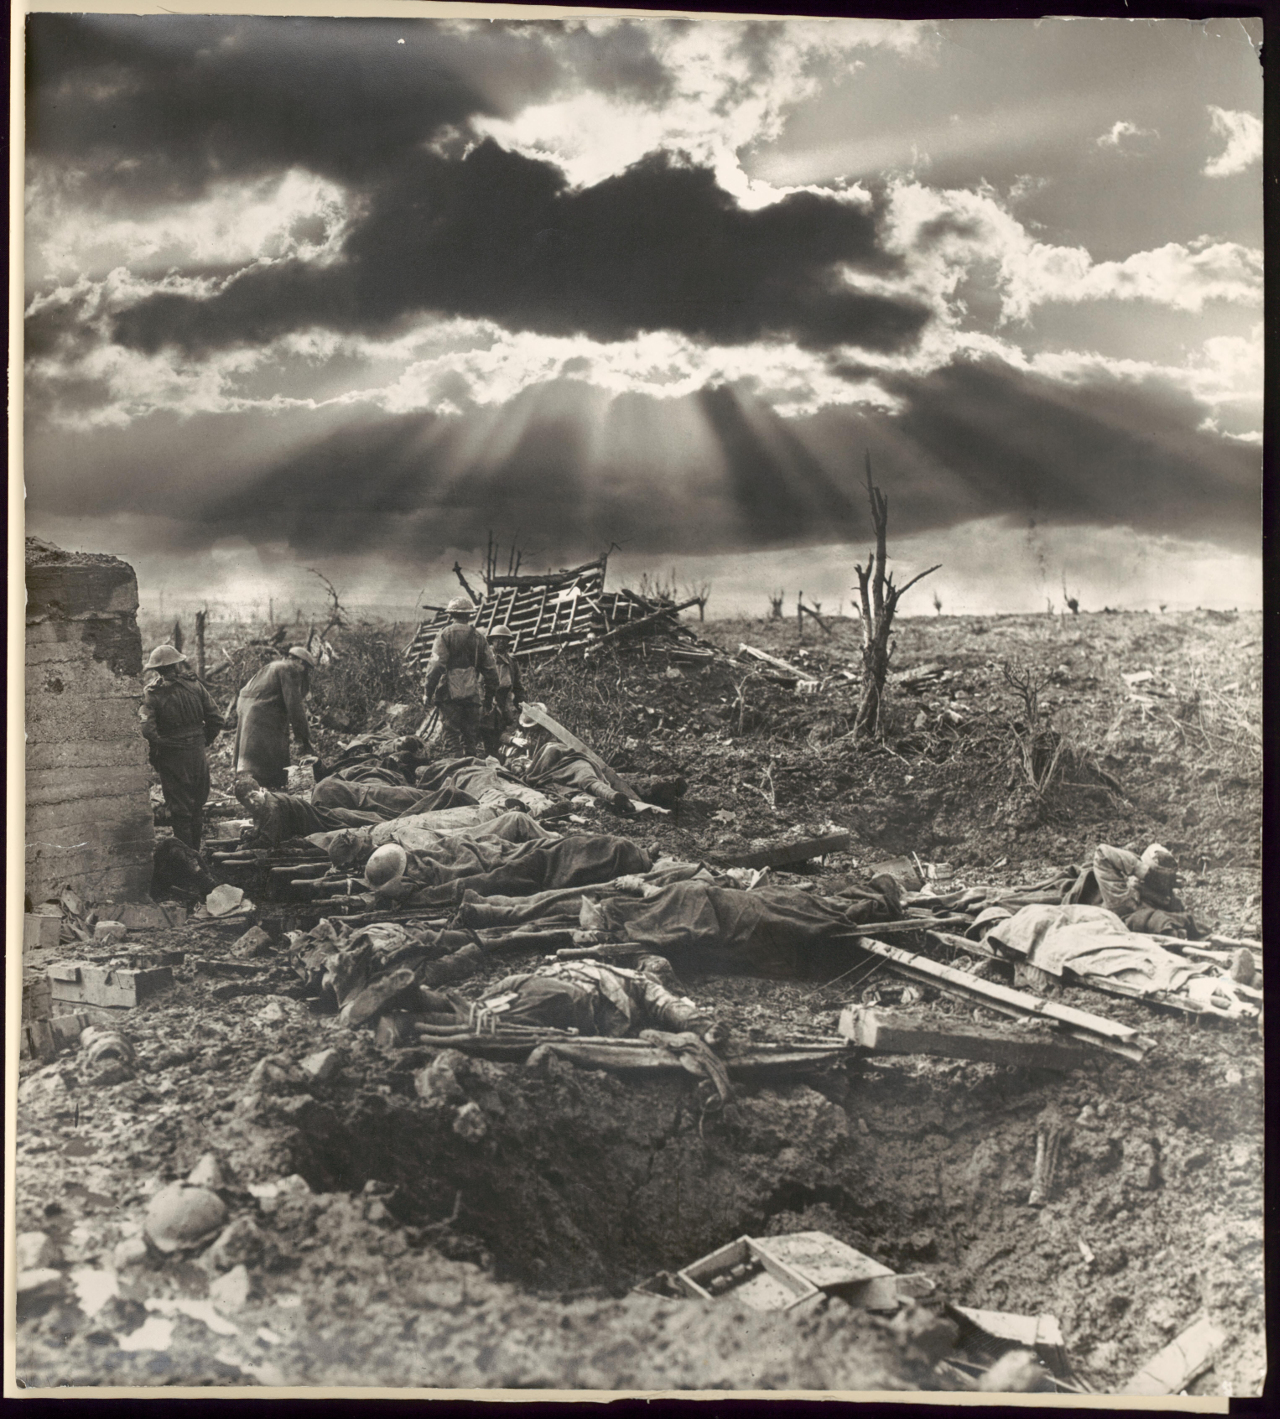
[
  {"x1": 144, "y1": 1183, "x2": 228, "y2": 1254},
  {"x1": 364, "y1": 843, "x2": 409, "y2": 893}
]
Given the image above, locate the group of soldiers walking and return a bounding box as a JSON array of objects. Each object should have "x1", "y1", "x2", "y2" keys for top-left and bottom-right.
[
  {"x1": 140, "y1": 595, "x2": 522, "y2": 851},
  {"x1": 421, "y1": 595, "x2": 524, "y2": 758}
]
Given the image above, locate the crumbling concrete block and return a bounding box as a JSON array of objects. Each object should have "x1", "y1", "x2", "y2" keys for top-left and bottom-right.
[
  {"x1": 20, "y1": 1021, "x2": 57, "y2": 1063},
  {"x1": 25, "y1": 539, "x2": 154, "y2": 906},
  {"x1": 24, "y1": 914, "x2": 61, "y2": 950}
]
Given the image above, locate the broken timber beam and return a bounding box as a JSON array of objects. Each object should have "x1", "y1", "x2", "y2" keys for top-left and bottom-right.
[
  {"x1": 852, "y1": 938, "x2": 1151, "y2": 1062},
  {"x1": 590, "y1": 598, "x2": 701, "y2": 647},
  {"x1": 486, "y1": 557, "x2": 606, "y2": 589},
  {"x1": 840, "y1": 1006, "x2": 1088, "y2": 1071},
  {"x1": 452, "y1": 562, "x2": 480, "y2": 602},
  {"x1": 737, "y1": 643, "x2": 818, "y2": 685},
  {"x1": 1120, "y1": 1315, "x2": 1226, "y2": 1395},
  {"x1": 713, "y1": 832, "x2": 850, "y2": 870}
]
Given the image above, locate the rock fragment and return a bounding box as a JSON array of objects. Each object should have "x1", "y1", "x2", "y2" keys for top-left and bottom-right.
[
  {"x1": 453, "y1": 1101, "x2": 488, "y2": 1141},
  {"x1": 188, "y1": 1153, "x2": 230, "y2": 1190},
  {"x1": 233, "y1": 926, "x2": 273, "y2": 959},
  {"x1": 209, "y1": 1264, "x2": 256, "y2": 1310},
  {"x1": 206, "y1": 1217, "x2": 268, "y2": 1272},
  {"x1": 299, "y1": 1049, "x2": 340, "y2": 1082},
  {"x1": 16, "y1": 1231, "x2": 61, "y2": 1270}
]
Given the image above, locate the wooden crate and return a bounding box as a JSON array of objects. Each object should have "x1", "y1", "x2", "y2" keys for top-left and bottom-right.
[
  {"x1": 676, "y1": 1237, "x2": 820, "y2": 1311},
  {"x1": 47, "y1": 962, "x2": 173, "y2": 1010}
]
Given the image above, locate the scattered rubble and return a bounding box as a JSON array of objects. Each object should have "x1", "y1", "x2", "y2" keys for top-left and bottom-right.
[{"x1": 16, "y1": 606, "x2": 1263, "y2": 1394}]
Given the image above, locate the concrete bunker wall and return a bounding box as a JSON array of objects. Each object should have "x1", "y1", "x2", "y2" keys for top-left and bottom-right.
[{"x1": 25, "y1": 538, "x2": 154, "y2": 906}]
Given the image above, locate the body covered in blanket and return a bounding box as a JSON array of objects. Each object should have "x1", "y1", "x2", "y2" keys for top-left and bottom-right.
[
  {"x1": 364, "y1": 832, "x2": 652, "y2": 907},
  {"x1": 325, "y1": 810, "x2": 555, "y2": 874},
  {"x1": 235, "y1": 775, "x2": 475, "y2": 846},
  {"x1": 586, "y1": 880, "x2": 899, "y2": 976},
  {"x1": 311, "y1": 774, "x2": 475, "y2": 821},
  {"x1": 416, "y1": 757, "x2": 555, "y2": 815},
  {"x1": 519, "y1": 740, "x2": 629, "y2": 810},
  {"x1": 986, "y1": 904, "x2": 1256, "y2": 1018}
]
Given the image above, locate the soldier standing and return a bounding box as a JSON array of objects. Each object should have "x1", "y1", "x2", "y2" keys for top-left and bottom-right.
[
  {"x1": 479, "y1": 624, "x2": 524, "y2": 757},
  {"x1": 139, "y1": 644, "x2": 226, "y2": 849},
  {"x1": 422, "y1": 597, "x2": 499, "y2": 757}
]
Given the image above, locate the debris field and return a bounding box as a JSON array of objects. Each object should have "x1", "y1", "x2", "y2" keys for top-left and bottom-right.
[{"x1": 16, "y1": 604, "x2": 1263, "y2": 1394}]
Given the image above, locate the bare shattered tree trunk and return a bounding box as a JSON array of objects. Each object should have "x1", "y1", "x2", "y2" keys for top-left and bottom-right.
[{"x1": 853, "y1": 453, "x2": 940, "y2": 740}]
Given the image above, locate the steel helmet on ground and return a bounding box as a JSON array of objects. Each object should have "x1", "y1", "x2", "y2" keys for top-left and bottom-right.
[
  {"x1": 145, "y1": 644, "x2": 187, "y2": 669},
  {"x1": 364, "y1": 843, "x2": 409, "y2": 892},
  {"x1": 446, "y1": 596, "x2": 475, "y2": 615},
  {"x1": 288, "y1": 646, "x2": 318, "y2": 668}
]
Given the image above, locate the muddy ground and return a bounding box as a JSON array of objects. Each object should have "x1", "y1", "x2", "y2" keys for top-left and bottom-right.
[{"x1": 16, "y1": 609, "x2": 1264, "y2": 1393}]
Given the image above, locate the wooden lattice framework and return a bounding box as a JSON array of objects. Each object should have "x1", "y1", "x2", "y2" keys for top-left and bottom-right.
[{"x1": 403, "y1": 554, "x2": 682, "y2": 670}]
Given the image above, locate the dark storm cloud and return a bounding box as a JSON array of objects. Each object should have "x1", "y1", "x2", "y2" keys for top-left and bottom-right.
[
  {"x1": 154, "y1": 355, "x2": 1256, "y2": 568},
  {"x1": 870, "y1": 356, "x2": 1259, "y2": 549},
  {"x1": 110, "y1": 144, "x2": 929, "y2": 355},
  {"x1": 26, "y1": 14, "x2": 666, "y2": 203}
]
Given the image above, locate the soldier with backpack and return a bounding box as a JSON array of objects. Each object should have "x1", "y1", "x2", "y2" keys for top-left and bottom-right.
[{"x1": 421, "y1": 597, "x2": 499, "y2": 758}]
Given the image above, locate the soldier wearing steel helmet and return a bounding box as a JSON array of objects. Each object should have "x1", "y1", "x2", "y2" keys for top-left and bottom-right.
[
  {"x1": 139, "y1": 643, "x2": 226, "y2": 849},
  {"x1": 479, "y1": 624, "x2": 524, "y2": 758},
  {"x1": 233, "y1": 644, "x2": 318, "y2": 789},
  {"x1": 422, "y1": 597, "x2": 499, "y2": 758}
]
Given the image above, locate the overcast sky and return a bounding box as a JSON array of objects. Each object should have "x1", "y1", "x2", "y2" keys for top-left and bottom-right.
[{"x1": 23, "y1": 12, "x2": 1263, "y2": 615}]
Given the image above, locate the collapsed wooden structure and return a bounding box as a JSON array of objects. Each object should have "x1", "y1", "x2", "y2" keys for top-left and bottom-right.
[{"x1": 404, "y1": 553, "x2": 704, "y2": 668}]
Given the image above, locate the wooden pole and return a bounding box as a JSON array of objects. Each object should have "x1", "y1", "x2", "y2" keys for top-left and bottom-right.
[{"x1": 195, "y1": 608, "x2": 207, "y2": 680}]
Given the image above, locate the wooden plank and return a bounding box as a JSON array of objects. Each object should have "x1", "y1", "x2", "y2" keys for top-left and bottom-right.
[
  {"x1": 853, "y1": 937, "x2": 1150, "y2": 1061},
  {"x1": 486, "y1": 558, "x2": 606, "y2": 589},
  {"x1": 1120, "y1": 1315, "x2": 1227, "y2": 1395},
  {"x1": 47, "y1": 963, "x2": 173, "y2": 1010},
  {"x1": 712, "y1": 832, "x2": 850, "y2": 870},
  {"x1": 840, "y1": 1007, "x2": 1088, "y2": 1071},
  {"x1": 738, "y1": 643, "x2": 818, "y2": 685}
]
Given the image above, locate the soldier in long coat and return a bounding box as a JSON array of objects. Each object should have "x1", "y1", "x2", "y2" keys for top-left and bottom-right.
[{"x1": 233, "y1": 645, "x2": 317, "y2": 789}]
